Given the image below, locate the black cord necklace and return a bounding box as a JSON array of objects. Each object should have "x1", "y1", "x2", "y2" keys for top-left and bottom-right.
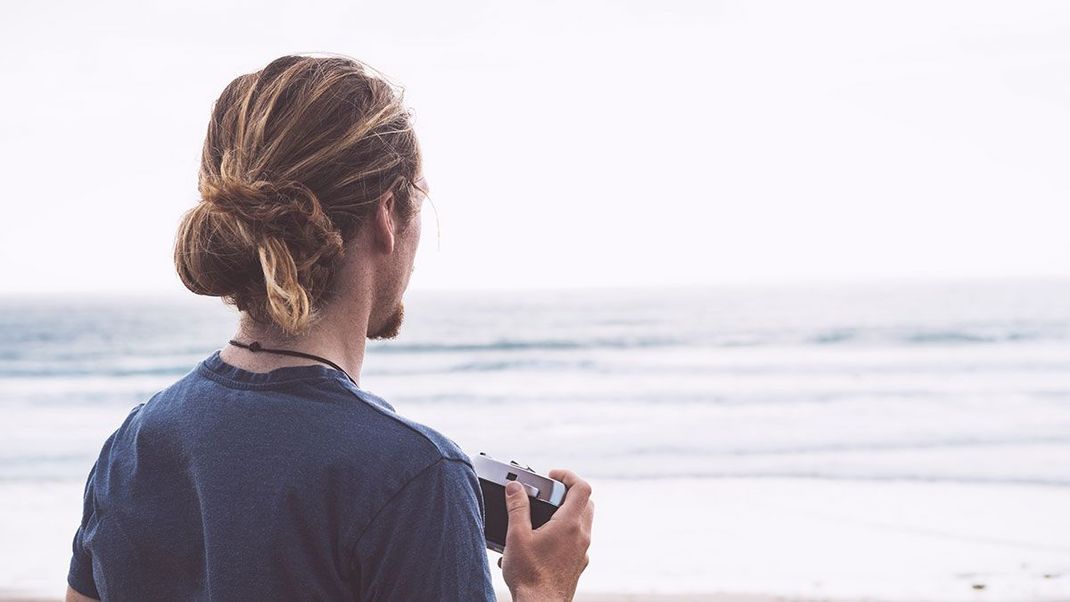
[{"x1": 227, "y1": 339, "x2": 358, "y2": 386}]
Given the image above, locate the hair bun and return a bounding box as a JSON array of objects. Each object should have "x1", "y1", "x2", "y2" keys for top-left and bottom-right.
[{"x1": 176, "y1": 175, "x2": 346, "y2": 334}]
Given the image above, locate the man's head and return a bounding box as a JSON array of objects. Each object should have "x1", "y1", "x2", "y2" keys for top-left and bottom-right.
[{"x1": 174, "y1": 54, "x2": 425, "y2": 339}]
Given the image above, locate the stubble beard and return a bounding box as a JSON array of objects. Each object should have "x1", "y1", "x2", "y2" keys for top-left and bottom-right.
[{"x1": 368, "y1": 301, "x2": 405, "y2": 340}]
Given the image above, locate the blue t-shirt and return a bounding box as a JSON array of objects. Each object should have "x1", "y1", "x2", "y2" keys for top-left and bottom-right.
[{"x1": 67, "y1": 349, "x2": 496, "y2": 601}]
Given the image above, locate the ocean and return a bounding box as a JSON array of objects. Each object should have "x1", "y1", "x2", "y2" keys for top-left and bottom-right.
[{"x1": 2, "y1": 279, "x2": 1069, "y2": 600}]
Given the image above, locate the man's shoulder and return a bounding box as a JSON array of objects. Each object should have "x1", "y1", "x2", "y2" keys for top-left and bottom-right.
[{"x1": 336, "y1": 383, "x2": 473, "y2": 468}]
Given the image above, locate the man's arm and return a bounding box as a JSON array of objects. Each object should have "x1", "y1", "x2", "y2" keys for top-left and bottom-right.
[
  {"x1": 65, "y1": 585, "x2": 98, "y2": 602},
  {"x1": 351, "y1": 457, "x2": 496, "y2": 601},
  {"x1": 67, "y1": 457, "x2": 103, "y2": 601}
]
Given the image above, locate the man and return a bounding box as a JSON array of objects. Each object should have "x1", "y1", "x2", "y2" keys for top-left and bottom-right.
[{"x1": 66, "y1": 54, "x2": 593, "y2": 601}]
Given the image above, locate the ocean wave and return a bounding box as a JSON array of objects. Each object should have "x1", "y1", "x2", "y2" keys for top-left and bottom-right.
[
  {"x1": 372, "y1": 327, "x2": 1069, "y2": 351},
  {"x1": 614, "y1": 435, "x2": 1070, "y2": 458},
  {"x1": 2, "y1": 325, "x2": 1068, "y2": 379},
  {"x1": 588, "y1": 471, "x2": 1070, "y2": 487},
  {"x1": 447, "y1": 358, "x2": 598, "y2": 372},
  {"x1": 807, "y1": 326, "x2": 1069, "y2": 346},
  {"x1": 0, "y1": 365, "x2": 194, "y2": 379},
  {"x1": 368, "y1": 337, "x2": 682, "y2": 353}
]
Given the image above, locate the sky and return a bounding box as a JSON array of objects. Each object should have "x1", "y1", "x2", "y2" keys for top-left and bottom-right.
[{"x1": 2, "y1": 0, "x2": 1069, "y2": 294}]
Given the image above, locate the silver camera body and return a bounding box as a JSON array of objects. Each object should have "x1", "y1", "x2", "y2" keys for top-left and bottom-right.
[{"x1": 471, "y1": 453, "x2": 567, "y2": 553}]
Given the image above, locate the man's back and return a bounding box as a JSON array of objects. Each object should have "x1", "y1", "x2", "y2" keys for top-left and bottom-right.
[{"x1": 67, "y1": 350, "x2": 495, "y2": 601}]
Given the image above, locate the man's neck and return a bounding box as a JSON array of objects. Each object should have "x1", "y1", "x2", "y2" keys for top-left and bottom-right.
[{"x1": 220, "y1": 307, "x2": 369, "y2": 386}]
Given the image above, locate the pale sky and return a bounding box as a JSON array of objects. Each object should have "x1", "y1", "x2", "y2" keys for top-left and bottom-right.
[{"x1": 2, "y1": 0, "x2": 1069, "y2": 294}]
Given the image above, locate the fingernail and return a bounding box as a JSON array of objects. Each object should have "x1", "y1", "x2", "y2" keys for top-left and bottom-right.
[{"x1": 506, "y1": 481, "x2": 522, "y2": 495}]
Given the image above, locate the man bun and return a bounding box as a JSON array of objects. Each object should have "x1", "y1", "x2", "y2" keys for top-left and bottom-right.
[{"x1": 175, "y1": 174, "x2": 344, "y2": 335}]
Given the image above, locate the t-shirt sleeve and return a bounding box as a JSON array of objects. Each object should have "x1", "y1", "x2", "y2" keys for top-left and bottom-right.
[
  {"x1": 67, "y1": 459, "x2": 100, "y2": 599},
  {"x1": 351, "y1": 457, "x2": 495, "y2": 601},
  {"x1": 66, "y1": 402, "x2": 143, "y2": 600}
]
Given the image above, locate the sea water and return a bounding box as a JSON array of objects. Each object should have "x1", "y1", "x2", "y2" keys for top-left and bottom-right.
[{"x1": 2, "y1": 279, "x2": 1069, "y2": 600}]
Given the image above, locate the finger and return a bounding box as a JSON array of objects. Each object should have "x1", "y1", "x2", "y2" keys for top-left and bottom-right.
[
  {"x1": 549, "y1": 469, "x2": 592, "y2": 515},
  {"x1": 504, "y1": 480, "x2": 532, "y2": 547},
  {"x1": 548, "y1": 468, "x2": 579, "y2": 484}
]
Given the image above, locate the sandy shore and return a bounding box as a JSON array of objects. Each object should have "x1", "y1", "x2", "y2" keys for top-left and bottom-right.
[
  {"x1": 5, "y1": 479, "x2": 1068, "y2": 601},
  {"x1": 572, "y1": 595, "x2": 833, "y2": 602},
  {"x1": 0, "y1": 596, "x2": 836, "y2": 602}
]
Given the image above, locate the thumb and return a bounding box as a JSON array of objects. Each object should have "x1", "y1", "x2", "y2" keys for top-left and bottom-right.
[{"x1": 504, "y1": 480, "x2": 532, "y2": 546}]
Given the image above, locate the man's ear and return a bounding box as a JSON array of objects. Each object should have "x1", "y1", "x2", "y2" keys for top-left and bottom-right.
[{"x1": 372, "y1": 190, "x2": 396, "y2": 254}]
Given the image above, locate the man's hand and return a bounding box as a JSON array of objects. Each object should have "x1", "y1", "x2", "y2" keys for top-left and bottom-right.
[{"x1": 501, "y1": 469, "x2": 594, "y2": 602}]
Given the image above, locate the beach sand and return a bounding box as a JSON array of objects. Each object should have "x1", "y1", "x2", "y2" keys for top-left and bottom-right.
[
  {"x1": 0, "y1": 596, "x2": 845, "y2": 602},
  {"x1": 3, "y1": 478, "x2": 1068, "y2": 601},
  {"x1": 572, "y1": 595, "x2": 844, "y2": 602}
]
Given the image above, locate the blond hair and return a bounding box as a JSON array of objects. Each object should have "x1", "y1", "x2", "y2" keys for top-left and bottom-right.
[{"x1": 174, "y1": 55, "x2": 423, "y2": 335}]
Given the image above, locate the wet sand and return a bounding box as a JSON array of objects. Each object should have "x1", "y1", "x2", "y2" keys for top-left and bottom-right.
[{"x1": 0, "y1": 596, "x2": 835, "y2": 602}]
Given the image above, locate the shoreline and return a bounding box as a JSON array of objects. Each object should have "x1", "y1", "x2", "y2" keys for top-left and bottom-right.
[
  {"x1": 572, "y1": 595, "x2": 867, "y2": 602},
  {"x1": 0, "y1": 596, "x2": 869, "y2": 602},
  {"x1": 5, "y1": 478, "x2": 1068, "y2": 601}
]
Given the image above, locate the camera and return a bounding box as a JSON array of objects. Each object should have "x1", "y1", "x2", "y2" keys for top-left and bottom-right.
[{"x1": 471, "y1": 452, "x2": 567, "y2": 553}]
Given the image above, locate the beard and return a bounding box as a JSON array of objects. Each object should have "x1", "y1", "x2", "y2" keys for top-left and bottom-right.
[{"x1": 368, "y1": 301, "x2": 405, "y2": 340}]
